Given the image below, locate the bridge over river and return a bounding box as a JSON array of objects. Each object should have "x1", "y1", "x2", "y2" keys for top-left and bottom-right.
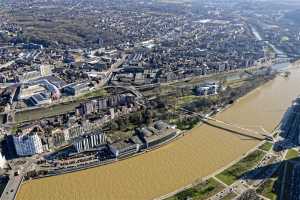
[{"x1": 179, "y1": 107, "x2": 274, "y2": 141}]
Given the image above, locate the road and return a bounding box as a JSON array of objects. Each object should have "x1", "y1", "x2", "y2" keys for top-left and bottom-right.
[
  {"x1": 0, "y1": 60, "x2": 15, "y2": 69},
  {"x1": 137, "y1": 58, "x2": 276, "y2": 93},
  {"x1": 209, "y1": 151, "x2": 282, "y2": 200},
  {"x1": 0, "y1": 158, "x2": 34, "y2": 200}
]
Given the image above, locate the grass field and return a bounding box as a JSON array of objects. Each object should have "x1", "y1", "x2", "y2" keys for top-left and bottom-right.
[
  {"x1": 258, "y1": 142, "x2": 273, "y2": 152},
  {"x1": 166, "y1": 178, "x2": 225, "y2": 200},
  {"x1": 77, "y1": 88, "x2": 107, "y2": 100},
  {"x1": 216, "y1": 150, "x2": 266, "y2": 185},
  {"x1": 175, "y1": 95, "x2": 201, "y2": 108},
  {"x1": 285, "y1": 149, "x2": 299, "y2": 160},
  {"x1": 256, "y1": 179, "x2": 277, "y2": 200}
]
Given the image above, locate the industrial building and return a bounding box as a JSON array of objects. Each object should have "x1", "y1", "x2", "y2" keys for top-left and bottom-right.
[
  {"x1": 29, "y1": 92, "x2": 52, "y2": 106},
  {"x1": 18, "y1": 84, "x2": 47, "y2": 100},
  {"x1": 63, "y1": 82, "x2": 91, "y2": 96}
]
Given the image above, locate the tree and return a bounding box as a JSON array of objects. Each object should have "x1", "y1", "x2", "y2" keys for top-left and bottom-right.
[
  {"x1": 109, "y1": 121, "x2": 119, "y2": 131},
  {"x1": 145, "y1": 109, "x2": 154, "y2": 125},
  {"x1": 129, "y1": 111, "x2": 143, "y2": 125}
]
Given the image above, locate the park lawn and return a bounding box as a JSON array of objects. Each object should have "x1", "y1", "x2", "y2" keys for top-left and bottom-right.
[
  {"x1": 285, "y1": 149, "x2": 299, "y2": 160},
  {"x1": 258, "y1": 142, "x2": 273, "y2": 152},
  {"x1": 78, "y1": 88, "x2": 107, "y2": 99},
  {"x1": 166, "y1": 178, "x2": 225, "y2": 200},
  {"x1": 174, "y1": 117, "x2": 200, "y2": 130},
  {"x1": 256, "y1": 179, "x2": 277, "y2": 200},
  {"x1": 176, "y1": 95, "x2": 201, "y2": 108},
  {"x1": 216, "y1": 150, "x2": 266, "y2": 185}
]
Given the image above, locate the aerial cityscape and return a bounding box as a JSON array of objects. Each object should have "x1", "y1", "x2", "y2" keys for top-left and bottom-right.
[{"x1": 0, "y1": 0, "x2": 300, "y2": 199}]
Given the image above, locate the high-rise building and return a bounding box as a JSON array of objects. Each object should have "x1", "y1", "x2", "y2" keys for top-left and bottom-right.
[
  {"x1": 73, "y1": 132, "x2": 106, "y2": 153},
  {"x1": 13, "y1": 133, "x2": 43, "y2": 156},
  {"x1": 0, "y1": 152, "x2": 6, "y2": 169},
  {"x1": 40, "y1": 65, "x2": 52, "y2": 77}
]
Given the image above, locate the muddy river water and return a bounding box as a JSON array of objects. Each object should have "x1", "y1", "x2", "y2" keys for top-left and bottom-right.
[{"x1": 16, "y1": 64, "x2": 300, "y2": 200}]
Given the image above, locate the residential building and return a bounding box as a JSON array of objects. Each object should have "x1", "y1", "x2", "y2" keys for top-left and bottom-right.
[
  {"x1": 0, "y1": 152, "x2": 6, "y2": 169},
  {"x1": 19, "y1": 70, "x2": 41, "y2": 82},
  {"x1": 73, "y1": 132, "x2": 107, "y2": 153},
  {"x1": 40, "y1": 65, "x2": 52, "y2": 77},
  {"x1": 13, "y1": 133, "x2": 43, "y2": 156}
]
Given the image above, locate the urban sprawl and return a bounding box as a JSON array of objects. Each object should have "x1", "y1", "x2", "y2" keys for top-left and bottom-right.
[{"x1": 0, "y1": 0, "x2": 300, "y2": 200}]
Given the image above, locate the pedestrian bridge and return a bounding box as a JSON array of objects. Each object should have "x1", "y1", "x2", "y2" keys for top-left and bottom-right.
[{"x1": 179, "y1": 107, "x2": 274, "y2": 141}]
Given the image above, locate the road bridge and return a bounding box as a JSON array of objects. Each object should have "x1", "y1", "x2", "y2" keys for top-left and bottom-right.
[{"x1": 104, "y1": 84, "x2": 143, "y2": 99}]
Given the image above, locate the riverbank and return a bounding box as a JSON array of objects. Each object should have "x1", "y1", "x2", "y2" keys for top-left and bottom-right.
[
  {"x1": 160, "y1": 142, "x2": 267, "y2": 200},
  {"x1": 16, "y1": 62, "x2": 300, "y2": 200},
  {"x1": 159, "y1": 125, "x2": 282, "y2": 200},
  {"x1": 27, "y1": 70, "x2": 275, "y2": 180},
  {"x1": 27, "y1": 130, "x2": 183, "y2": 180}
]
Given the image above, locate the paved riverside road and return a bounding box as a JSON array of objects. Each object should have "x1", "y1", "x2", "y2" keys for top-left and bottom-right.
[
  {"x1": 1, "y1": 174, "x2": 23, "y2": 200},
  {"x1": 1, "y1": 159, "x2": 33, "y2": 200}
]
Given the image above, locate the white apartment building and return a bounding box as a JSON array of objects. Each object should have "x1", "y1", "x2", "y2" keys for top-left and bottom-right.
[
  {"x1": 13, "y1": 133, "x2": 43, "y2": 156},
  {"x1": 0, "y1": 152, "x2": 6, "y2": 169}
]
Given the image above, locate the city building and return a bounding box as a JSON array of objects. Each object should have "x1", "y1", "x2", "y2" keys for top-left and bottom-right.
[
  {"x1": 19, "y1": 70, "x2": 41, "y2": 82},
  {"x1": 13, "y1": 133, "x2": 43, "y2": 156},
  {"x1": 195, "y1": 83, "x2": 219, "y2": 96},
  {"x1": 63, "y1": 82, "x2": 91, "y2": 96},
  {"x1": 29, "y1": 92, "x2": 52, "y2": 106},
  {"x1": 75, "y1": 93, "x2": 136, "y2": 116},
  {"x1": 39, "y1": 65, "x2": 52, "y2": 77},
  {"x1": 138, "y1": 121, "x2": 178, "y2": 148},
  {"x1": 0, "y1": 152, "x2": 6, "y2": 169},
  {"x1": 50, "y1": 128, "x2": 70, "y2": 148},
  {"x1": 18, "y1": 84, "x2": 47, "y2": 100},
  {"x1": 73, "y1": 132, "x2": 107, "y2": 153},
  {"x1": 108, "y1": 139, "x2": 141, "y2": 158}
]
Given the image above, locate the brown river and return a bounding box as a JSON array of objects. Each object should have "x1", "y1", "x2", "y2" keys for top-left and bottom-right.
[{"x1": 17, "y1": 64, "x2": 300, "y2": 200}]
